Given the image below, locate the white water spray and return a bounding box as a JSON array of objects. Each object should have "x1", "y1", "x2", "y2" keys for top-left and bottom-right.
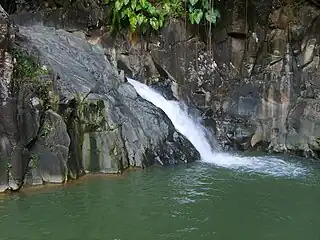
[{"x1": 127, "y1": 78, "x2": 309, "y2": 177}]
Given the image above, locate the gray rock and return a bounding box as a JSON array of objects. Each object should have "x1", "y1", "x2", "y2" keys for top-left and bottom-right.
[
  {"x1": 91, "y1": 1, "x2": 320, "y2": 159},
  {"x1": 0, "y1": 4, "x2": 15, "y2": 192},
  {"x1": 29, "y1": 110, "x2": 70, "y2": 183},
  {"x1": 14, "y1": 23, "x2": 199, "y2": 180}
]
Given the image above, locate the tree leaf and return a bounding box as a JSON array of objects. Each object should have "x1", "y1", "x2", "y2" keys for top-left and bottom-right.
[
  {"x1": 158, "y1": 14, "x2": 164, "y2": 28},
  {"x1": 214, "y1": 9, "x2": 221, "y2": 19},
  {"x1": 139, "y1": 0, "x2": 148, "y2": 8},
  {"x1": 202, "y1": 0, "x2": 209, "y2": 10},
  {"x1": 205, "y1": 8, "x2": 220, "y2": 24},
  {"x1": 136, "y1": 4, "x2": 142, "y2": 10},
  {"x1": 189, "y1": 12, "x2": 195, "y2": 24},
  {"x1": 129, "y1": 15, "x2": 138, "y2": 32},
  {"x1": 125, "y1": 7, "x2": 134, "y2": 18},
  {"x1": 189, "y1": 0, "x2": 199, "y2": 6},
  {"x1": 141, "y1": 24, "x2": 148, "y2": 34},
  {"x1": 115, "y1": 0, "x2": 123, "y2": 11},
  {"x1": 124, "y1": 0, "x2": 130, "y2": 5},
  {"x1": 120, "y1": 7, "x2": 127, "y2": 18},
  {"x1": 131, "y1": 0, "x2": 137, "y2": 9},
  {"x1": 137, "y1": 13, "x2": 145, "y2": 25},
  {"x1": 147, "y1": 5, "x2": 156, "y2": 15},
  {"x1": 193, "y1": 9, "x2": 203, "y2": 24},
  {"x1": 150, "y1": 17, "x2": 159, "y2": 30},
  {"x1": 163, "y1": 2, "x2": 170, "y2": 14}
]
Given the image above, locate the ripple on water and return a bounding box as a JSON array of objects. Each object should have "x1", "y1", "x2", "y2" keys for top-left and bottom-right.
[{"x1": 201, "y1": 153, "x2": 311, "y2": 178}]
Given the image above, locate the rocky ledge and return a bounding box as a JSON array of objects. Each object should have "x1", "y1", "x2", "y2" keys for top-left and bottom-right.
[{"x1": 0, "y1": 6, "x2": 199, "y2": 193}]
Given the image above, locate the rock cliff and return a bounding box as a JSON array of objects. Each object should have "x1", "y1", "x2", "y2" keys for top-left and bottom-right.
[
  {"x1": 0, "y1": 4, "x2": 199, "y2": 192},
  {"x1": 1, "y1": 0, "x2": 320, "y2": 192},
  {"x1": 72, "y1": 0, "x2": 320, "y2": 158}
]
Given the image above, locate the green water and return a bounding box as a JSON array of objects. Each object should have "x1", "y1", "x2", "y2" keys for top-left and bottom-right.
[{"x1": 1, "y1": 161, "x2": 320, "y2": 240}]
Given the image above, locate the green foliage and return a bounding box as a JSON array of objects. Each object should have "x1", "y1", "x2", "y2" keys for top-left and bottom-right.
[
  {"x1": 12, "y1": 48, "x2": 48, "y2": 80},
  {"x1": 41, "y1": 121, "x2": 53, "y2": 137},
  {"x1": 12, "y1": 48, "x2": 54, "y2": 103},
  {"x1": 104, "y1": 0, "x2": 166, "y2": 34},
  {"x1": 188, "y1": 0, "x2": 220, "y2": 25},
  {"x1": 30, "y1": 154, "x2": 40, "y2": 169},
  {"x1": 162, "y1": 0, "x2": 185, "y2": 18},
  {"x1": 103, "y1": 0, "x2": 220, "y2": 34}
]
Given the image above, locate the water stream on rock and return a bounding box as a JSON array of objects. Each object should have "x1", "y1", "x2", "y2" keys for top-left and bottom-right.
[{"x1": 127, "y1": 78, "x2": 309, "y2": 177}]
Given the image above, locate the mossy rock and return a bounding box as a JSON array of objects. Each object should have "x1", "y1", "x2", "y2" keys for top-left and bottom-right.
[{"x1": 12, "y1": 47, "x2": 60, "y2": 111}]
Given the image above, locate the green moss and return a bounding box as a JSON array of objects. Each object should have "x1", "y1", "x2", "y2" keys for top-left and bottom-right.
[
  {"x1": 12, "y1": 48, "x2": 49, "y2": 80},
  {"x1": 72, "y1": 93, "x2": 109, "y2": 133},
  {"x1": 6, "y1": 161, "x2": 12, "y2": 173},
  {"x1": 12, "y1": 48, "x2": 51, "y2": 96},
  {"x1": 30, "y1": 154, "x2": 40, "y2": 169},
  {"x1": 12, "y1": 48, "x2": 60, "y2": 111},
  {"x1": 41, "y1": 121, "x2": 53, "y2": 138}
]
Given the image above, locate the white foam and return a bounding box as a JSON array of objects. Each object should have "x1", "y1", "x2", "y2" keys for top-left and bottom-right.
[{"x1": 128, "y1": 78, "x2": 309, "y2": 177}]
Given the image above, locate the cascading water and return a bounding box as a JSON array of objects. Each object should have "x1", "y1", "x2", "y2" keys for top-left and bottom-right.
[{"x1": 128, "y1": 78, "x2": 309, "y2": 177}]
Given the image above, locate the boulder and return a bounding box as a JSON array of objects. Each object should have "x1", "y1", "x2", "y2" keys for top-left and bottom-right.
[
  {"x1": 14, "y1": 24, "x2": 200, "y2": 182},
  {"x1": 27, "y1": 110, "x2": 70, "y2": 184}
]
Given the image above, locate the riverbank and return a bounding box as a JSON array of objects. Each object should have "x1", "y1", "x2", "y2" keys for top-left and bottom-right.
[{"x1": 2, "y1": 167, "x2": 146, "y2": 196}]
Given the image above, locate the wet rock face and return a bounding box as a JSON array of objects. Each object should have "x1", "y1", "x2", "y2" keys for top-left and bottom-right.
[
  {"x1": 0, "y1": 5, "x2": 18, "y2": 192},
  {"x1": 0, "y1": 1, "x2": 202, "y2": 192},
  {"x1": 83, "y1": 0, "x2": 320, "y2": 158},
  {"x1": 10, "y1": 0, "x2": 104, "y2": 32},
  {"x1": 7, "y1": 23, "x2": 199, "y2": 190}
]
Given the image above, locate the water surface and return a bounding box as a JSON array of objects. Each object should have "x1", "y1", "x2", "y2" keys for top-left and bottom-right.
[{"x1": 1, "y1": 160, "x2": 319, "y2": 240}]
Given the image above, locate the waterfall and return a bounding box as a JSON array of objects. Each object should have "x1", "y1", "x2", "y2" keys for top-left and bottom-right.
[{"x1": 127, "y1": 78, "x2": 309, "y2": 177}]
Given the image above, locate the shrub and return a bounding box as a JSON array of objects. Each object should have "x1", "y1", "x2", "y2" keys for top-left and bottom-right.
[{"x1": 103, "y1": 0, "x2": 220, "y2": 34}]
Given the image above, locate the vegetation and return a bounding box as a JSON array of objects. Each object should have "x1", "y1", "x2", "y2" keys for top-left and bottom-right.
[
  {"x1": 188, "y1": 0, "x2": 220, "y2": 25},
  {"x1": 30, "y1": 154, "x2": 40, "y2": 169},
  {"x1": 11, "y1": 48, "x2": 57, "y2": 108},
  {"x1": 12, "y1": 48, "x2": 51, "y2": 93},
  {"x1": 12, "y1": 48, "x2": 49, "y2": 80},
  {"x1": 41, "y1": 121, "x2": 53, "y2": 137},
  {"x1": 6, "y1": 162, "x2": 12, "y2": 173},
  {"x1": 104, "y1": 0, "x2": 220, "y2": 34}
]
